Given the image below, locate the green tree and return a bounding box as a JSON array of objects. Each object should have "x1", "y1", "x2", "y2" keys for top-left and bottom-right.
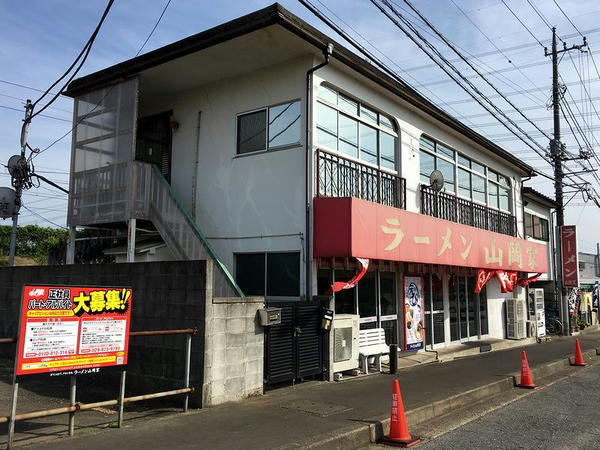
[{"x1": 0, "y1": 224, "x2": 67, "y2": 265}]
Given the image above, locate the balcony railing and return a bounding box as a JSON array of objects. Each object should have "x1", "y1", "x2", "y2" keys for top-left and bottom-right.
[
  {"x1": 420, "y1": 184, "x2": 516, "y2": 236},
  {"x1": 317, "y1": 149, "x2": 406, "y2": 209}
]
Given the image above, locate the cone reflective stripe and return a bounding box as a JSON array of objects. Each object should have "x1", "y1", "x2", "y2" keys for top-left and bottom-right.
[
  {"x1": 378, "y1": 379, "x2": 420, "y2": 447},
  {"x1": 518, "y1": 350, "x2": 537, "y2": 389},
  {"x1": 571, "y1": 339, "x2": 586, "y2": 366}
]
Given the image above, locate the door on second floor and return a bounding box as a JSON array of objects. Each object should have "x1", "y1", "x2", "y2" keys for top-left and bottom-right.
[{"x1": 136, "y1": 111, "x2": 172, "y2": 182}]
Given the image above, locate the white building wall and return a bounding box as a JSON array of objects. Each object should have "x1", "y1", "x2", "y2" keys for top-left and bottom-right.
[
  {"x1": 311, "y1": 63, "x2": 526, "y2": 224},
  {"x1": 524, "y1": 199, "x2": 555, "y2": 281},
  {"x1": 141, "y1": 56, "x2": 312, "y2": 287}
]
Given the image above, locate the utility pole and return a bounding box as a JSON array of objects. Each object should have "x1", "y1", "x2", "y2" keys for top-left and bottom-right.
[
  {"x1": 546, "y1": 28, "x2": 587, "y2": 335},
  {"x1": 8, "y1": 100, "x2": 33, "y2": 266}
]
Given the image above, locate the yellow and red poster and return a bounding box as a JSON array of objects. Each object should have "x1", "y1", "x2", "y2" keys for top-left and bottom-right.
[{"x1": 16, "y1": 285, "x2": 132, "y2": 377}]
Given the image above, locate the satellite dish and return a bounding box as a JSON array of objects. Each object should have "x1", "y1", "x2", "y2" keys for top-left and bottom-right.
[
  {"x1": 0, "y1": 187, "x2": 17, "y2": 219},
  {"x1": 7, "y1": 155, "x2": 25, "y2": 177},
  {"x1": 429, "y1": 170, "x2": 444, "y2": 192}
]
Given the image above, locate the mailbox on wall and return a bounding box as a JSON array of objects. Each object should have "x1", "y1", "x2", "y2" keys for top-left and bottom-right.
[{"x1": 259, "y1": 307, "x2": 282, "y2": 326}]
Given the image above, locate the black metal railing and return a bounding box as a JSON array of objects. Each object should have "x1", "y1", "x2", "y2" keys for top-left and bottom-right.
[
  {"x1": 420, "y1": 184, "x2": 517, "y2": 236},
  {"x1": 317, "y1": 149, "x2": 406, "y2": 209}
]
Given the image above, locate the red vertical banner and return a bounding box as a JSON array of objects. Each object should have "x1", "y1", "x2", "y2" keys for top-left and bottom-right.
[{"x1": 560, "y1": 225, "x2": 579, "y2": 288}]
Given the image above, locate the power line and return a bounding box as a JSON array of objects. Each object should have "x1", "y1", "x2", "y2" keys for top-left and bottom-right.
[
  {"x1": 0, "y1": 104, "x2": 71, "y2": 122},
  {"x1": 31, "y1": 0, "x2": 115, "y2": 119},
  {"x1": 22, "y1": 205, "x2": 67, "y2": 229},
  {"x1": 33, "y1": 0, "x2": 173, "y2": 158},
  {"x1": 501, "y1": 0, "x2": 545, "y2": 48}
]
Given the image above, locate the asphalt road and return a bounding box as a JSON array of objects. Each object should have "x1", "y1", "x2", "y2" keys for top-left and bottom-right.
[{"x1": 415, "y1": 363, "x2": 600, "y2": 450}]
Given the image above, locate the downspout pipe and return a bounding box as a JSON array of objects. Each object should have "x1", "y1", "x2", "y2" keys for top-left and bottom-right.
[{"x1": 305, "y1": 43, "x2": 333, "y2": 301}]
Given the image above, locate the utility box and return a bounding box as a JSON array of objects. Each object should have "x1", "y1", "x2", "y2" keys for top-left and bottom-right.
[{"x1": 259, "y1": 307, "x2": 282, "y2": 326}]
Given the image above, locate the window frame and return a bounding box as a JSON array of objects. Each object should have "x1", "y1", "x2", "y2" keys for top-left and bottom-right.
[
  {"x1": 235, "y1": 99, "x2": 302, "y2": 157},
  {"x1": 524, "y1": 212, "x2": 550, "y2": 241},
  {"x1": 316, "y1": 84, "x2": 399, "y2": 174},
  {"x1": 234, "y1": 251, "x2": 302, "y2": 300},
  {"x1": 419, "y1": 135, "x2": 513, "y2": 213}
]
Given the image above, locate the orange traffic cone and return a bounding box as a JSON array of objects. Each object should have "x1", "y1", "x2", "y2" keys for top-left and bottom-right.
[
  {"x1": 378, "y1": 379, "x2": 421, "y2": 448},
  {"x1": 571, "y1": 339, "x2": 586, "y2": 366},
  {"x1": 518, "y1": 350, "x2": 537, "y2": 389}
]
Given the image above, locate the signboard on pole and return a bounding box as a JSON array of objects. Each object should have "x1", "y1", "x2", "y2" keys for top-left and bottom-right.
[
  {"x1": 15, "y1": 285, "x2": 132, "y2": 377},
  {"x1": 403, "y1": 276, "x2": 424, "y2": 351},
  {"x1": 560, "y1": 225, "x2": 579, "y2": 288}
]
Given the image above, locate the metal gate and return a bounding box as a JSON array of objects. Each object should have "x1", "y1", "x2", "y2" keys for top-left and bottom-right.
[{"x1": 264, "y1": 301, "x2": 324, "y2": 385}]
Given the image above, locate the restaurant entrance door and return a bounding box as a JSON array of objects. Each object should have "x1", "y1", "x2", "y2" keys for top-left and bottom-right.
[{"x1": 449, "y1": 275, "x2": 488, "y2": 342}]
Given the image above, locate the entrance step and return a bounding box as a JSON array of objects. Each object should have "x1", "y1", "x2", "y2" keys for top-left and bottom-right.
[{"x1": 382, "y1": 337, "x2": 538, "y2": 371}]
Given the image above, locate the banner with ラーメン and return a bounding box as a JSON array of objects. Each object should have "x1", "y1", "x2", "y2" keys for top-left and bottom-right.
[{"x1": 403, "y1": 276, "x2": 424, "y2": 351}]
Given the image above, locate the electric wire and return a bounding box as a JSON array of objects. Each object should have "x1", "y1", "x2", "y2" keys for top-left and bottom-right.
[
  {"x1": 31, "y1": 0, "x2": 115, "y2": 120},
  {"x1": 32, "y1": 0, "x2": 173, "y2": 159}
]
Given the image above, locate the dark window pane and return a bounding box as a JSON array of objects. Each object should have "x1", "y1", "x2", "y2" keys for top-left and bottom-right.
[
  {"x1": 236, "y1": 253, "x2": 265, "y2": 296},
  {"x1": 237, "y1": 110, "x2": 266, "y2": 154},
  {"x1": 420, "y1": 136, "x2": 435, "y2": 152},
  {"x1": 472, "y1": 174, "x2": 486, "y2": 203},
  {"x1": 359, "y1": 123, "x2": 377, "y2": 165},
  {"x1": 268, "y1": 101, "x2": 301, "y2": 148},
  {"x1": 339, "y1": 115, "x2": 358, "y2": 158},
  {"x1": 499, "y1": 186, "x2": 510, "y2": 211},
  {"x1": 437, "y1": 143, "x2": 455, "y2": 159},
  {"x1": 525, "y1": 213, "x2": 533, "y2": 238},
  {"x1": 380, "y1": 272, "x2": 397, "y2": 316},
  {"x1": 540, "y1": 218, "x2": 549, "y2": 241},
  {"x1": 318, "y1": 85, "x2": 337, "y2": 104},
  {"x1": 360, "y1": 104, "x2": 378, "y2": 124},
  {"x1": 267, "y1": 252, "x2": 300, "y2": 296},
  {"x1": 334, "y1": 270, "x2": 356, "y2": 314},
  {"x1": 339, "y1": 94, "x2": 358, "y2": 115},
  {"x1": 379, "y1": 115, "x2": 395, "y2": 132},
  {"x1": 533, "y1": 215, "x2": 542, "y2": 239},
  {"x1": 420, "y1": 151, "x2": 435, "y2": 185},
  {"x1": 480, "y1": 286, "x2": 488, "y2": 335},
  {"x1": 458, "y1": 155, "x2": 471, "y2": 167},
  {"x1": 432, "y1": 273, "x2": 443, "y2": 311},
  {"x1": 488, "y1": 182, "x2": 498, "y2": 208},
  {"x1": 317, "y1": 268, "x2": 332, "y2": 295},
  {"x1": 458, "y1": 168, "x2": 471, "y2": 199},
  {"x1": 472, "y1": 161, "x2": 485, "y2": 174},
  {"x1": 358, "y1": 271, "x2": 377, "y2": 317},
  {"x1": 437, "y1": 157, "x2": 455, "y2": 193},
  {"x1": 381, "y1": 320, "x2": 397, "y2": 345},
  {"x1": 380, "y1": 132, "x2": 396, "y2": 171}
]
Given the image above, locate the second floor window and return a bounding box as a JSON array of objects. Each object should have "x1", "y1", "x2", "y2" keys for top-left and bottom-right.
[
  {"x1": 316, "y1": 84, "x2": 398, "y2": 171},
  {"x1": 237, "y1": 100, "x2": 301, "y2": 154},
  {"x1": 524, "y1": 213, "x2": 549, "y2": 241},
  {"x1": 419, "y1": 135, "x2": 512, "y2": 213}
]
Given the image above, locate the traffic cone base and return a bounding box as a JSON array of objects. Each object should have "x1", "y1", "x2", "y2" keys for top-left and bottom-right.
[
  {"x1": 517, "y1": 350, "x2": 537, "y2": 389},
  {"x1": 379, "y1": 435, "x2": 421, "y2": 448},
  {"x1": 571, "y1": 339, "x2": 586, "y2": 366}
]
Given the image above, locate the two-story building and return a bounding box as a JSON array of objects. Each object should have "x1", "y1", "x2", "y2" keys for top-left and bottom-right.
[{"x1": 64, "y1": 4, "x2": 547, "y2": 384}]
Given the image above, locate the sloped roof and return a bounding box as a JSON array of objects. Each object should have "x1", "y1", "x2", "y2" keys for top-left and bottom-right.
[{"x1": 65, "y1": 3, "x2": 534, "y2": 175}]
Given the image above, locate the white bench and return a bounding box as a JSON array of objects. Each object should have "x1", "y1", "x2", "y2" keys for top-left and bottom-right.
[{"x1": 359, "y1": 328, "x2": 390, "y2": 374}]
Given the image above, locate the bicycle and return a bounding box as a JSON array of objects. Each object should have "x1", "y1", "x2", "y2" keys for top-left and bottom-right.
[{"x1": 545, "y1": 317, "x2": 563, "y2": 336}]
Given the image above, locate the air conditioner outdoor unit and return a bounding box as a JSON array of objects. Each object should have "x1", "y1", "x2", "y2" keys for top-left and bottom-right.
[
  {"x1": 332, "y1": 314, "x2": 359, "y2": 373},
  {"x1": 506, "y1": 298, "x2": 526, "y2": 339}
]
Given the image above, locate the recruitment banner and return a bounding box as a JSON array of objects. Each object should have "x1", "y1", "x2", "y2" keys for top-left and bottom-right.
[
  {"x1": 15, "y1": 285, "x2": 132, "y2": 377},
  {"x1": 403, "y1": 276, "x2": 424, "y2": 351}
]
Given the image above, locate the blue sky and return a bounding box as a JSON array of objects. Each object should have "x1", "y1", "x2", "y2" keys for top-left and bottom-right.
[{"x1": 1, "y1": 0, "x2": 599, "y2": 252}]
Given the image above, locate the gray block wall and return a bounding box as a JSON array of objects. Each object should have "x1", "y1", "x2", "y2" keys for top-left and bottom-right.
[{"x1": 203, "y1": 261, "x2": 264, "y2": 406}]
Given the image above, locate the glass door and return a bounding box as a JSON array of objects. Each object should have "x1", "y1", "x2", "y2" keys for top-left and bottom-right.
[
  {"x1": 450, "y1": 275, "x2": 483, "y2": 341},
  {"x1": 424, "y1": 273, "x2": 445, "y2": 348},
  {"x1": 358, "y1": 271, "x2": 377, "y2": 330},
  {"x1": 379, "y1": 272, "x2": 398, "y2": 345},
  {"x1": 458, "y1": 276, "x2": 468, "y2": 341}
]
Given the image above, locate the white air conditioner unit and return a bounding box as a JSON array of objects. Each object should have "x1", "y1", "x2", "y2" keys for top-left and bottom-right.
[
  {"x1": 332, "y1": 314, "x2": 359, "y2": 373},
  {"x1": 506, "y1": 298, "x2": 526, "y2": 339}
]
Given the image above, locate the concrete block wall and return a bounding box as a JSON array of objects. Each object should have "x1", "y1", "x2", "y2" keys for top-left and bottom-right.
[{"x1": 203, "y1": 260, "x2": 264, "y2": 406}]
